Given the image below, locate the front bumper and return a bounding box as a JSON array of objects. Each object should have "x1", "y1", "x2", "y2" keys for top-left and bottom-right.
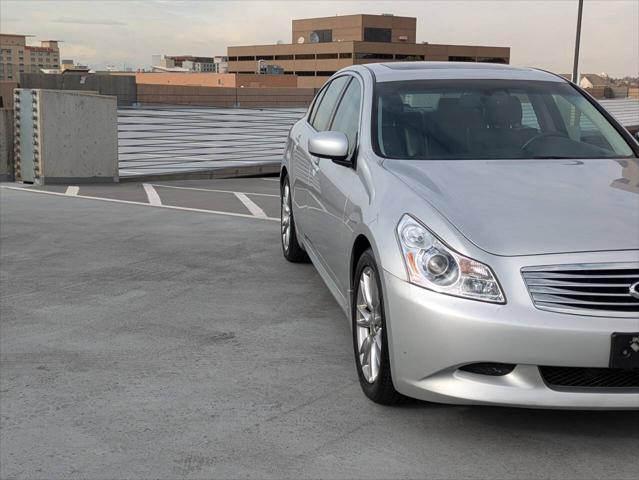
[{"x1": 382, "y1": 270, "x2": 639, "y2": 409}]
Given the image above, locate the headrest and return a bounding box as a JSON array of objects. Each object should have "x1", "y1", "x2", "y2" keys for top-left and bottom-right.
[
  {"x1": 459, "y1": 93, "x2": 482, "y2": 109},
  {"x1": 485, "y1": 92, "x2": 522, "y2": 127},
  {"x1": 437, "y1": 97, "x2": 460, "y2": 113},
  {"x1": 381, "y1": 95, "x2": 405, "y2": 114}
]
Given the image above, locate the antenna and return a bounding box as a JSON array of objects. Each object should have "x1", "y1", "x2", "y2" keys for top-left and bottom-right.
[
  {"x1": 309, "y1": 31, "x2": 320, "y2": 44},
  {"x1": 297, "y1": 36, "x2": 305, "y2": 44}
]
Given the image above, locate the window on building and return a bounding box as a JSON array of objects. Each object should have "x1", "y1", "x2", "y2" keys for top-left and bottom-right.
[
  {"x1": 329, "y1": 78, "x2": 362, "y2": 157},
  {"x1": 310, "y1": 75, "x2": 350, "y2": 131},
  {"x1": 449, "y1": 56, "x2": 476, "y2": 62},
  {"x1": 316, "y1": 71, "x2": 337, "y2": 76},
  {"x1": 477, "y1": 57, "x2": 508, "y2": 64},
  {"x1": 314, "y1": 29, "x2": 332, "y2": 43},
  {"x1": 238, "y1": 56, "x2": 255, "y2": 61},
  {"x1": 339, "y1": 53, "x2": 352, "y2": 59},
  {"x1": 295, "y1": 54, "x2": 315, "y2": 60},
  {"x1": 364, "y1": 27, "x2": 392, "y2": 43},
  {"x1": 355, "y1": 53, "x2": 393, "y2": 60},
  {"x1": 256, "y1": 55, "x2": 274, "y2": 60},
  {"x1": 316, "y1": 53, "x2": 338, "y2": 60},
  {"x1": 395, "y1": 54, "x2": 425, "y2": 61},
  {"x1": 275, "y1": 54, "x2": 294, "y2": 61},
  {"x1": 294, "y1": 71, "x2": 315, "y2": 76},
  {"x1": 228, "y1": 56, "x2": 238, "y2": 61}
]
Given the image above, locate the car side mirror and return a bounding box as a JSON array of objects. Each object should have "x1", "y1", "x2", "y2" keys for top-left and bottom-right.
[{"x1": 308, "y1": 131, "x2": 349, "y2": 162}]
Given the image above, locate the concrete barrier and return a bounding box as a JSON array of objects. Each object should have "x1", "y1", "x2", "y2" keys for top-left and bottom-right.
[
  {"x1": 15, "y1": 89, "x2": 118, "y2": 184},
  {"x1": 0, "y1": 109, "x2": 14, "y2": 181},
  {"x1": 20, "y1": 73, "x2": 137, "y2": 106}
]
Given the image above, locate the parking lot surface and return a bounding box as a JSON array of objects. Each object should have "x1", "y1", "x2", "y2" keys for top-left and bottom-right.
[{"x1": 1, "y1": 178, "x2": 638, "y2": 479}]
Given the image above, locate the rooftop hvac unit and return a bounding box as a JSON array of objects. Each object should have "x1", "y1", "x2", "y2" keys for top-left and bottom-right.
[{"x1": 13, "y1": 89, "x2": 119, "y2": 184}]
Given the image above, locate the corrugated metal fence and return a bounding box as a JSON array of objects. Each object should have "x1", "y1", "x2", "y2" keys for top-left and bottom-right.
[
  {"x1": 600, "y1": 99, "x2": 639, "y2": 131},
  {"x1": 118, "y1": 106, "x2": 305, "y2": 178}
]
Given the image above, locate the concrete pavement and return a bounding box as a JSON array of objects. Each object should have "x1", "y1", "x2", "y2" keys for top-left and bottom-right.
[{"x1": 1, "y1": 182, "x2": 638, "y2": 479}]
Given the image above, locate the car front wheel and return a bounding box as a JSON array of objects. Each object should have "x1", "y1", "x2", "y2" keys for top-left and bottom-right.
[{"x1": 352, "y1": 249, "x2": 403, "y2": 405}]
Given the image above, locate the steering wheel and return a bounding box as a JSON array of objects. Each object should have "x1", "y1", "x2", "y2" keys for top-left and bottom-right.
[{"x1": 522, "y1": 132, "x2": 570, "y2": 151}]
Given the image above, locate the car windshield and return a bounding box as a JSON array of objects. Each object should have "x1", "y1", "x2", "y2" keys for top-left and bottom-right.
[{"x1": 373, "y1": 79, "x2": 635, "y2": 160}]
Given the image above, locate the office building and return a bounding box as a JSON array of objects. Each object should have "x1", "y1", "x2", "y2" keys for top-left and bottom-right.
[
  {"x1": 227, "y1": 14, "x2": 510, "y2": 87},
  {"x1": 0, "y1": 34, "x2": 61, "y2": 82}
]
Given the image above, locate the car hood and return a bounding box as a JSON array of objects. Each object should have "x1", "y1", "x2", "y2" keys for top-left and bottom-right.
[{"x1": 383, "y1": 158, "x2": 639, "y2": 256}]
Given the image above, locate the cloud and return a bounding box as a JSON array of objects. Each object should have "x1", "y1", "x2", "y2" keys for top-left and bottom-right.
[{"x1": 53, "y1": 17, "x2": 126, "y2": 26}]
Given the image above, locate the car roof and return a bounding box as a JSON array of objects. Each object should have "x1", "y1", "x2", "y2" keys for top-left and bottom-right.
[{"x1": 355, "y1": 62, "x2": 566, "y2": 83}]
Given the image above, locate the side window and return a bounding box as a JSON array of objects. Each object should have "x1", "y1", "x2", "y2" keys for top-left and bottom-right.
[
  {"x1": 329, "y1": 78, "x2": 362, "y2": 156},
  {"x1": 311, "y1": 76, "x2": 350, "y2": 131},
  {"x1": 307, "y1": 87, "x2": 327, "y2": 125}
]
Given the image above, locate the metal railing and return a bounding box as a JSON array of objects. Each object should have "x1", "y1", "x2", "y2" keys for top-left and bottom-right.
[{"x1": 118, "y1": 105, "x2": 306, "y2": 177}]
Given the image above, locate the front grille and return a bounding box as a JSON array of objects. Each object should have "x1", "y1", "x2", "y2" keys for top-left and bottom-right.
[
  {"x1": 540, "y1": 366, "x2": 639, "y2": 390},
  {"x1": 521, "y1": 262, "x2": 639, "y2": 317}
]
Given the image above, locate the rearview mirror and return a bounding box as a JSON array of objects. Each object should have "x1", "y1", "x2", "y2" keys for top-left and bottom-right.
[{"x1": 308, "y1": 131, "x2": 349, "y2": 161}]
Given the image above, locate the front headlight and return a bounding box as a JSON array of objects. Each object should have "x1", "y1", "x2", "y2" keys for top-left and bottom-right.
[{"x1": 396, "y1": 214, "x2": 505, "y2": 303}]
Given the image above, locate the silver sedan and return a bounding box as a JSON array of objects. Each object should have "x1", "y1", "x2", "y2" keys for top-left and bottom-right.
[{"x1": 280, "y1": 62, "x2": 639, "y2": 409}]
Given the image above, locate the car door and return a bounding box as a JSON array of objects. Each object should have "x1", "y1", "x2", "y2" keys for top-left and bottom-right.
[
  {"x1": 297, "y1": 75, "x2": 351, "y2": 250},
  {"x1": 289, "y1": 86, "x2": 329, "y2": 234},
  {"x1": 307, "y1": 75, "x2": 362, "y2": 298}
]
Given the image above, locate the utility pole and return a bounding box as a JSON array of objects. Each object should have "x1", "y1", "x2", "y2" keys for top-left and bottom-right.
[{"x1": 572, "y1": 0, "x2": 584, "y2": 84}]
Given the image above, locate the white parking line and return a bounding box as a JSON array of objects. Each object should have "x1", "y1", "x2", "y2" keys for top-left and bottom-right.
[
  {"x1": 151, "y1": 184, "x2": 278, "y2": 197},
  {"x1": 1, "y1": 186, "x2": 279, "y2": 222},
  {"x1": 65, "y1": 186, "x2": 79, "y2": 196},
  {"x1": 233, "y1": 192, "x2": 267, "y2": 218},
  {"x1": 143, "y1": 183, "x2": 163, "y2": 206},
  {"x1": 261, "y1": 178, "x2": 280, "y2": 182}
]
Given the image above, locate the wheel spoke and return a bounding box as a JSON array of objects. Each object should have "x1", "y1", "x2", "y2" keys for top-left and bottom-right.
[
  {"x1": 370, "y1": 335, "x2": 381, "y2": 380},
  {"x1": 359, "y1": 334, "x2": 373, "y2": 366},
  {"x1": 356, "y1": 304, "x2": 371, "y2": 327}
]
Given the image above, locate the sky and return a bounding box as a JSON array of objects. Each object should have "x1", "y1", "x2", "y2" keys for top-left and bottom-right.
[{"x1": 1, "y1": 0, "x2": 638, "y2": 77}]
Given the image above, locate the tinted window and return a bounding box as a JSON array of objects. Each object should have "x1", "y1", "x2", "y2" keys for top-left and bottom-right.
[
  {"x1": 308, "y1": 87, "x2": 327, "y2": 124},
  {"x1": 315, "y1": 29, "x2": 332, "y2": 43},
  {"x1": 329, "y1": 78, "x2": 362, "y2": 157},
  {"x1": 374, "y1": 79, "x2": 634, "y2": 160},
  {"x1": 364, "y1": 27, "x2": 391, "y2": 42},
  {"x1": 311, "y1": 76, "x2": 350, "y2": 131}
]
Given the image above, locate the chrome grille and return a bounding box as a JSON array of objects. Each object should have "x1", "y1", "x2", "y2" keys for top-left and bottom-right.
[{"x1": 521, "y1": 262, "x2": 639, "y2": 317}]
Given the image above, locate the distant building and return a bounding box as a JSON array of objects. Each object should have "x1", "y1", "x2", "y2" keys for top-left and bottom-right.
[
  {"x1": 152, "y1": 55, "x2": 229, "y2": 73},
  {"x1": 135, "y1": 72, "x2": 297, "y2": 88},
  {"x1": 228, "y1": 13, "x2": 510, "y2": 87},
  {"x1": 579, "y1": 73, "x2": 611, "y2": 89},
  {"x1": 0, "y1": 33, "x2": 61, "y2": 81}
]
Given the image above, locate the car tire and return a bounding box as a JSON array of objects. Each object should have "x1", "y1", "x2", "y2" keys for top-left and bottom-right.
[
  {"x1": 281, "y1": 176, "x2": 309, "y2": 263},
  {"x1": 352, "y1": 249, "x2": 404, "y2": 405}
]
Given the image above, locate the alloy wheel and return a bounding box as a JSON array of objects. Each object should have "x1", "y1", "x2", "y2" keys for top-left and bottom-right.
[{"x1": 355, "y1": 266, "x2": 383, "y2": 383}]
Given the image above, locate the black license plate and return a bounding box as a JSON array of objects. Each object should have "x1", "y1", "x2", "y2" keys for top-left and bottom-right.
[{"x1": 610, "y1": 333, "x2": 639, "y2": 368}]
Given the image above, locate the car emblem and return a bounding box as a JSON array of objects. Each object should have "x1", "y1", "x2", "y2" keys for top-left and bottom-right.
[{"x1": 630, "y1": 281, "x2": 639, "y2": 300}]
